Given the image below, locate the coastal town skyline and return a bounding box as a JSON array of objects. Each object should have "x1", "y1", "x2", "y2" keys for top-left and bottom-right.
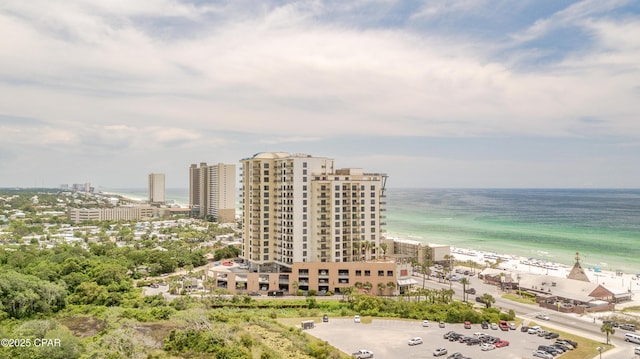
[{"x1": 2, "y1": 1, "x2": 640, "y2": 189}]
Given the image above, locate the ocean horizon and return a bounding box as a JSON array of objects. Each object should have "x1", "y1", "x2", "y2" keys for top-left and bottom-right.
[{"x1": 103, "y1": 187, "x2": 640, "y2": 274}]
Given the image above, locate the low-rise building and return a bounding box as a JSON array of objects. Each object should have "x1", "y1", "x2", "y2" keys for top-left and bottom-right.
[{"x1": 207, "y1": 260, "x2": 415, "y2": 295}]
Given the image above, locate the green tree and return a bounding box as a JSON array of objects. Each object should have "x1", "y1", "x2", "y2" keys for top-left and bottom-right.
[
  {"x1": 481, "y1": 293, "x2": 496, "y2": 308},
  {"x1": 460, "y1": 277, "x2": 470, "y2": 302},
  {"x1": 601, "y1": 323, "x2": 615, "y2": 345}
]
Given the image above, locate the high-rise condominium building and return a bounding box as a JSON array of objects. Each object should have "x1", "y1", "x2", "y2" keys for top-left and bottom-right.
[
  {"x1": 148, "y1": 173, "x2": 165, "y2": 205},
  {"x1": 189, "y1": 162, "x2": 236, "y2": 223},
  {"x1": 240, "y1": 152, "x2": 388, "y2": 270}
]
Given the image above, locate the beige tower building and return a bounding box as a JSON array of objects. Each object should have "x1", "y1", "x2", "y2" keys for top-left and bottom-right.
[
  {"x1": 148, "y1": 173, "x2": 165, "y2": 205},
  {"x1": 189, "y1": 162, "x2": 236, "y2": 223},
  {"x1": 240, "y1": 152, "x2": 388, "y2": 271}
]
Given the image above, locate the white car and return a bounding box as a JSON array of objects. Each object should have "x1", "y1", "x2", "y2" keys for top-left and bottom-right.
[
  {"x1": 533, "y1": 350, "x2": 553, "y2": 359},
  {"x1": 480, "y1": 343, "x2": 495, "y2": 351},
  {"x1": 528, "y1": 326, "x2": 541, "y2": 334},
  {"x1": 408, "y1": 337, "x2": 423, "y2": 346},
  {"x1": 422, "y1": 320, "x2": 430, "y2": 327},
  {"x1": 536, "y1": 313, "x2": 550, "y2": 321},
  {"x1": 433, "y1": 347, "x2": 448, "y2": 356},
  {"x1": 354, "y1": 315, "x2": 361, "y2": 323}
]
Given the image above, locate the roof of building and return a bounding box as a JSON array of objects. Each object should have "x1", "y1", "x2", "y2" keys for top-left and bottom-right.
[
  {"x1": 566, "y1": 252, "x2": 591, "y2": 282},
  {"x1": 518, "y1": 274, "x2": 606, "y2": 303}
]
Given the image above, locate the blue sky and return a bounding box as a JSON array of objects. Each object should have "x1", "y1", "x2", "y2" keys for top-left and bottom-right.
[{"x1": 1, "y1": 0, "x2": 639, "y2": 188}]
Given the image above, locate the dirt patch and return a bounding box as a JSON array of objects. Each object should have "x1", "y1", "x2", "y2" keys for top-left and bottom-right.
[{"x1": 59, "y1": 316, "x2": 108, "y2": 337}]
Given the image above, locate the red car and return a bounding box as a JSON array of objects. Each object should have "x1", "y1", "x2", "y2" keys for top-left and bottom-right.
[
  {"x1": 495, "y1": 340, "x2": 510, "y2": 348},
  {"x1": 464, "y1": 321, "x2": 471, "y2": 329}
]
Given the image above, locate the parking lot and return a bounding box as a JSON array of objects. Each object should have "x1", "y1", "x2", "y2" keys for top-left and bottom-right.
[{"x1": 307, "y1": 318, "x2": 565, "y2": 359}]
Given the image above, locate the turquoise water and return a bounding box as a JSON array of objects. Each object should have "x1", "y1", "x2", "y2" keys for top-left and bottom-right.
[
  {"x1": 108, "y1": 187, "x2": 640, "y2": 274},
  {"x1": 384, "y1": 188, "x2": 640, "y2": 274}
]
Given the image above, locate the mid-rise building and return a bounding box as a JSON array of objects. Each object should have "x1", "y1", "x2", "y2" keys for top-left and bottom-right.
[
  {"x1": 189, "y1": 162, "x2": 236, "y2": 223},
  {"x1": 239, "y1": 152, "x2": 388, "y2": 271},
  {"x1": 148, "y1": 173, "x2": 166, "y2": 205},
  {"x1": 67, "y1": 206, "x2": 155, "y2": 223}
]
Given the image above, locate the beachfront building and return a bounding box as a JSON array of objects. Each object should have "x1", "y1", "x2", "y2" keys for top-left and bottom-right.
[
  {"x1": 148, "y1": 173, "x2": 166, "y2": 205},
  {"x1": 67, "y1": 206, "x2": 155, "y2": 223},
  {"x1": 386, "y1": 237, "x2": 451, "y2": 266},
  {"x1": 207, "y1": 260, "x2": 414, "y2": 295},
  {"x1": 239, "y1": 152, "x2": 388, "y2": 271},
  {"x1": 189, "y1": 162, "x2": 236, "y2": 223}
]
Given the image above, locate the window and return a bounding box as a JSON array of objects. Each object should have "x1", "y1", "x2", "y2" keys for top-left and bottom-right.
[
  {"x1": 303, "y1": 185, "x2": 307, "y2": 190},
  {"x1": 371, "y1": 192, "x2": 375, "y2": 197},
  {"x1": 303, "y1": 169, "x2": 307, "y2": 175},
  {"x1": 378, "y1": 270, "x2": 384, "y2": 276},
  {"x1": 303, "y1": 177, "x2": 307, "y2": 182},
  {"x1": 264, "y1": 177, "x2": 269, "y2": 182},
  {"x1": 264, "y1": 164, "x2": 269, "y2": 168},
  {"x1": 371, "y1": 185, "x2": 375, "y2": 190},
  {"x1": 303, "y1": 162, "x2": 307, "y2": 168},
  {"x1": 364, "y1": 270, "x2": 371, "y2": 276},
  {"x1": 264, "y1": 199, "x2": 269, "y2": 204},
  {"x1": 264, "y1": 185, "x2": 269, "y2": 190},
  {"x1": 387, "y1": 270, "x2": 394, "y2": 276},
  {"x1": 263, "y1": 255, "x2": 269, "y2": 260},
  {"x1": 263, "y1": 248, "x2": 269, "y2": 253},
  {"x1": 355, "y1": 270, "x2": 362, "y2": 276}
]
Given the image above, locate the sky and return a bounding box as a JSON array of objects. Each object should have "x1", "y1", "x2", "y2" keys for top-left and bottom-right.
[{"x1": 1, "y1": 0, "x2": 640, "y2": 189}]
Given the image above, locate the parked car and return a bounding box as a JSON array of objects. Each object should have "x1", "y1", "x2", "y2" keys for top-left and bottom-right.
[
  {"x1": 536, "y1": 313, "x2": 550, "y2": 321},
  {"x1": 352, "y1": 349, "x2": 374, "y2": 358},
  {"x1": 528, "y1": 326, "x2": 541, "y2": 334},
  {"x1": 495, "y1": 340, "x2": 510, "y2": 348},
  {"x1": 439, "y1": 321, "x2": 446, "y2": 328},
  {"x1": 322, "y1": 314, "x2": 329, "y2": 322},
  {"x1": 422, "y1": 320, "x2": 430, "y2": 327},
  {"x1": 480, "y1": 343, "x2": 495, "y2": 351},
  {"x1": 532, "y1": 350, "x2": 553, "y2": 359},
  {"x1": 490, "y1": 323, "x2": 498, "y2": 330},
  {"x1": 433, "y1": 347, "x2": 448, "y2": 356},
  {"x1": 446, "y1": 353, "x2": 464, "y2": 359},
  {"x1": 464, "y1": 321, "x2": 471, "y2": 329},
  {"x1": 466, "y1": 338, "x2": 480, "y2": 346},
  {"x1": 353, "y1": 315, "x2": 361, "y2": 323},
  {"x1": 545, "y1": 332, "x2": 559, "y2": 339},
  {"x1": 499, "y1": 320, "x2": 509, "y2": 331},
  {"x1": 443, "y1": 331, "x2": 455, "y2": 339},
  {"x1": 481, "y1": 321, "x2": 489, "y2": 329},
  {"x1": 408, "y1": 337, "x2": 423, "y2": 346},
  {"x1": 509, "y1": 322, "x2": 517, "y2": 330},
  {"x1": 465, "y1": 288, "x2": 476, "y2": 294},
  {"x1": 557, "y1": 338, "x2": 578, "y2": 348},
  {"x1": 620, "y1": 323, "x2": 637, "y2": 331},
  {"x1": 521, "y1": 325, "x2": 530, "y2": 332}
]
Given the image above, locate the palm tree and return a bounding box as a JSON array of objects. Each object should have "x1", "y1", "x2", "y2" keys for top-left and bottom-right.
[
  {"x1": 481, "y1": 293, "x2": 495, "y2": 308},
  {"x1": 377, "y1": 282, "x2": 386, "y2": 296},
  {"x1": 444, "y1": 254, "x2": 455, "y2": 290},
  {"x1": 419, "y1": 263, "x2": 430, "y2": 289},
  {"x1": 601, "y1": 323, "x2": 615, "y2": 345},
  {"x1": 386, "y1": 281, "x2": 396, "y2": 296},
  {"x1": 363, "y1": 281, "x2": 373, "y2": 293},
  {"x1": 380, "y1": 242, "x2": 388, "y2": 259},
  {"x1": 460, "y1": 277, "x2": 470, "y2": 302}
]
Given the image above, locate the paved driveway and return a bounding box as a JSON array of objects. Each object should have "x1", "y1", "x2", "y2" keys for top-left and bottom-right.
[{"x1": 307, "y1": 318, "x2": 563, "y2": 359}]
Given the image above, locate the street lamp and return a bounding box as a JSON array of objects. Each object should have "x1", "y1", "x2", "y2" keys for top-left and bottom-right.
[{"x1": 596, "y1": 346, "x2": 603, "y2": 359}]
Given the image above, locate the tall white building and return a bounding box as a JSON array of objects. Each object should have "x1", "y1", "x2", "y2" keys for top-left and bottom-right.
[
  {"x1": 189, "y1": 162, "x2": 236, "y2": 223},
  {"x1": 240, "y1": 152, "x2": 387, "y2": 270},
  {"x1": 148, "y1": 173, "x2": 165, "y2": 205}
]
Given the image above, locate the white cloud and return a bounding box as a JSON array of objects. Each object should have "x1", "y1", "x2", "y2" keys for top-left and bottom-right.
[{"x1": 0, "y1": 0, "x2": 639, "y2": 187}]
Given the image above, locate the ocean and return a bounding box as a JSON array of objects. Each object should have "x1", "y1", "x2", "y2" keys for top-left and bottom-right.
[
  {"x1": 105, "y1": 187, "x2": 640, "y2": 274},
  {"x1": 384, "y1": 188, "x2": 640, "y2": 274}
]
